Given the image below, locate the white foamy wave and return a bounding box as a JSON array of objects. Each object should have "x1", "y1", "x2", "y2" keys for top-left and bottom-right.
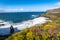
[
  {"x1": 0, "y1": 17, "x2": 50, "y2": 35},
  {"x1": 32, "y1": 15, "x2": 38, "y2": 18}
]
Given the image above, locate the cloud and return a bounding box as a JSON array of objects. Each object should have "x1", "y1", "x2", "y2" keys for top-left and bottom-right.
[
  {"x1": 20, "y1": 8, "x2": 24, "y2": 11},
  {"x1": 0, "y1": 8, "x2": 24, "y2": 12},
  {"x1": 55, "y1": 2, "x2": 60, "y2": 7},
  {"x1": 1, "y1": 2, "x2": 60, "y2": 12},
  {"x1": 44, "y1": 2, "x2": 60, "y2": 11}
]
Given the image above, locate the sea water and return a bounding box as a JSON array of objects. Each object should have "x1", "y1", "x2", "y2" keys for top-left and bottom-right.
[
  {"x1": 0, "y1": 12, "x2": 45, "y2": 23},
  {"x1": 0, "y1": 12, "x2": 48, "y2": 35}
]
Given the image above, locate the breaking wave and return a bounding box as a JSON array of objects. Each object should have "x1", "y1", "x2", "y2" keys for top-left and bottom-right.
[
  {"x1": 0, "y1": 17, "x2": 49, "y2": 35},
  {"x1": 32, "y1": 15, "x2": 38, "y2": 18}
]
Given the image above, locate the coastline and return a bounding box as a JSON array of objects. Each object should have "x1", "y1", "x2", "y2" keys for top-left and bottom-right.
[{"x1": 0, "y1": 16, "x2": 50, "y2": 35}]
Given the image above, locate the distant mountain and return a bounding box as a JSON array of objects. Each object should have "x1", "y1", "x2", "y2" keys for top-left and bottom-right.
[{"x1": 47, "y1": 8, "x2": 60, "y2": 13}]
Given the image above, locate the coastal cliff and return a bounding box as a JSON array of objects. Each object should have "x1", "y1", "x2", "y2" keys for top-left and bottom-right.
[{"x1": 5, "y1": 8, "x2": 60, "y2": 40}]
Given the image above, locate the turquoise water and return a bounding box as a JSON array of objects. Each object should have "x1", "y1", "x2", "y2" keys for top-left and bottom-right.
[{"x1": 0, "y1": 12, "x2": 45, "y2": 23}]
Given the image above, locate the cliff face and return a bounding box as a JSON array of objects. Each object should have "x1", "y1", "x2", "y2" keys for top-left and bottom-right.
[{"x1": 47, "y1": 8, "x2": 60, "y2": 13}]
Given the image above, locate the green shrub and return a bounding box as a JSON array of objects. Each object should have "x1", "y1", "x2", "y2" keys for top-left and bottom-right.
[
  {"x1": 35, "y1": 36, "x2": 40, "y2": 40},
  {"x1": 26, "y1": 32, "x2": 34, "y2": 40}
]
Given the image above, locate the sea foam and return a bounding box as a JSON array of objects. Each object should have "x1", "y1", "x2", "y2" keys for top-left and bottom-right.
[{"x1": 0, "y1": 17, "x2": 49, "y2": 35}]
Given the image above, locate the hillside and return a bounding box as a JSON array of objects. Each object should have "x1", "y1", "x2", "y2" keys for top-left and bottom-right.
[
  {"x1": 6, "y1": 21, "x2": 60, "y2": 40},
  {"x1": 46, "y1": 8, "x2": 60, "y2": 13},
  {"x1": 6, "y1": 8, "x2": 60, "y2": 40}
]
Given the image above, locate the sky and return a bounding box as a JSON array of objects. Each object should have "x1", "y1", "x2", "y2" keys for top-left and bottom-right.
[{"x1": 0, "y1": 0, "x2": 60, "y2": 12}]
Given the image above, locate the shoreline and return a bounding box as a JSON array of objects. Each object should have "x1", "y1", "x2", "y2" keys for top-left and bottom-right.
[{"x1": 0, "y1": 16, "x2": 50, "y2": 35}]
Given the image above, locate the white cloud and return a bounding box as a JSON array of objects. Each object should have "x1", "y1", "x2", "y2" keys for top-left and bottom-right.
[
  {"x1": 55, "y1": 2, "x2": 60, "y2": 7},
  {"x1": 0, "y1": 8, "x2": 24, "y2": 12},
  {"x1": 1, "y1": 2, "x2": 60, "y2": 12},
  {"x1": 44, "y1": 2, "x2": 60, "y2": 11},
  {"x1": 19, "y1": 8, "x2": 24, "y2": 11}
]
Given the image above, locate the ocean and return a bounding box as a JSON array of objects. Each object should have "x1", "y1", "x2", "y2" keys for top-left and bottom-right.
[
  {"x1": 0, "y1": 12, "x2": 48, "y2": 35},
  {"x1": 0, "y1": 12, "x2": 45, "y2": 23}
]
